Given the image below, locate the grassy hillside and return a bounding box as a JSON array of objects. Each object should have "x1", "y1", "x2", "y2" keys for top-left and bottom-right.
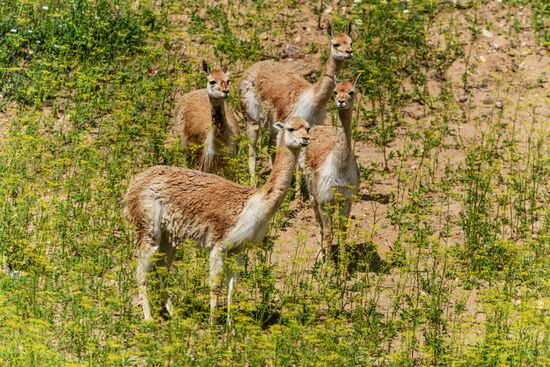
[{"x1": 0, "y1": 0, "x2": 548, "y2": 366}]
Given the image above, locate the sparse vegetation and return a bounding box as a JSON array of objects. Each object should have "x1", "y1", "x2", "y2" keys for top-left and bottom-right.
[{"x1": 1, "y1": 0, "x2": 548, "y2": 366}]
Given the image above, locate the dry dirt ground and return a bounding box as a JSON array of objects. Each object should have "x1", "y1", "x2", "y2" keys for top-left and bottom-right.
[
  {"x1": 171, "y1": 0, "x2": 548, "y2": 325},
  {"x1": 258, "y1": 2, "x2": 549, "y2": 262}
]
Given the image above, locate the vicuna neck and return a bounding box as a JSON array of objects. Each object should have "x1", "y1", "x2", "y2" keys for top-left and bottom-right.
[
  {"x1": 311, "y1": 56, "x2": 343, "y2": 106},
  {"x1": 334, "y1": 107, "x2": 354, "y2": 162},
  {"x1": 209, "y1": 97, "x2": 228, "y2": 130},
  {"x1": 258, "y1": 133, "x2": 300, "y2": 213}
]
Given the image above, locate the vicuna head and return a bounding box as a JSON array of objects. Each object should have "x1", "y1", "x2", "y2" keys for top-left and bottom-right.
[
  {"x1": 274, "y1": 117, "x2": 311, "y2": 149},
  {"x1": 334, "y1": 73, "x2": 362, "y2": 109},
  {"x1": 328, "y1": 22, "x2": 353, "y2": 61},
  {"x1": 202, "y1": 60, "x2": 230, "y2": 100}
]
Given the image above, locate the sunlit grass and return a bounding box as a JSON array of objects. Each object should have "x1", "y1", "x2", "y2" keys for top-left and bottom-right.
[{"x1": 0, "y1": 0, "x2": 548, "y2": 366}]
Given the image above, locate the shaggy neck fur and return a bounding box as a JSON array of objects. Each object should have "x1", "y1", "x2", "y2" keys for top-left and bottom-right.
[
  {"x1": 209, "y1": 97, "x2": 235, "y2": 145},
  {"x1": 311, "y1": 57, "x2": 344, "y2": 106},
  {"x1": 293, "y1": 57, "x2": 344, "y2": 123},
  {"x1": 259, "y1": 131, "x2": 300, "y2": 213},
  {"x1": 333, "y1": 107, "x2": 354, "y2": 163},
  {"x1": 210, "y1": 102, "x2": 228, "y2": 129},
  {"x1": 209, "y1": 95, "x2": 226, "y2": 121}
]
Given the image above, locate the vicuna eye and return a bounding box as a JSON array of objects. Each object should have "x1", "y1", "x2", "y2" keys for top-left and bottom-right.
[
  {"x1": 209, "y1": 80, "x2": 216, "y2": 85},
  {"x1": 349, "y1": 91, "x2": 354, "y2": 96},
  {"x1": 333, "y1": 43, "x2": 340, "y2": 48},
  {"x1": 334, "y1": 91, "x2": 338, "y2": 95},
  {"x1": 287, "y1": 128, "x2": 296, "y2": 132}
]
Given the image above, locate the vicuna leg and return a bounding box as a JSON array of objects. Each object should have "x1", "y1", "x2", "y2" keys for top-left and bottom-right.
[
  {"x1": 337, "y1": 200, "x2": 353, "y2": 242},
  {"x1": 136, "y1": 235, "x2": 176, "y2": 320},
  {"x1": 199, "y1": 152, "x2": 217, "y2": 174},
  {"x1": 247, "y1": 123, "x2": 259, "y2": 186},
  {"x1": 294, "y1": 167, "x2": 303, "y2": 199},
  {"x1": 136, "y1": 203, "x2": 175, "y2": 321},
  {"x1": 227, "y1": 254, "x2": 244, "y2": 327},
  {"x1": 312, "y1": 200, "x2": 331, "y2": 261},
  {"x1": 157, "y1": 234, "x2": 176, "y2": 319},
  {"x1": 136, "y1": 236, "x2": 159, "y2": 321},
  {"x1": 319, "y1": 206, "x2": 335, "y2": 261},
  {"x1": 209, "y1": 246, "x2": 224, "y2": 326}
]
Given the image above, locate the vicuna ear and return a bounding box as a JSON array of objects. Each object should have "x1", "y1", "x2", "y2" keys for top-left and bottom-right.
[
  {"x1": 346, "y1": 21, "x2": 352, "y2": 36},
  {"x1": 201, "y1": 60, "x2": 210, "y2": 74},
  {"x1": 222, "y1": 58, "x2": 234, "y2": 71},
  {"x1": 327, "y1": 22, "x2": 334, "y2": 38},
  {"x1": 354, "y1": 72, "x2": 363, "y2": 88},
  {"x1": 273, "y1": 121, "x2": 285, "y2": 131}
]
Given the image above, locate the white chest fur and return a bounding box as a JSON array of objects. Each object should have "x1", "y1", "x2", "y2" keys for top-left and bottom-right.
[
  {"x1": 316, "y1": 153, "x2": 359, "y2": 204},
  {"x1": 224, "y1": 194, "x2": 270, "y2": 250},
  {"x1": 292, "y1": 90, "x2": 327, "y2": 125},
  {"x1": 203, "y1": 127, "x2": 218, "y2": 156}
]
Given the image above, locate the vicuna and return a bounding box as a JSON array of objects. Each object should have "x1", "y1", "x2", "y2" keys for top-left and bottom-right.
[
  {"x1": 301, "y1": 75, "x2": 361, "y2": 259},
  {"x1": 169, "y1": 60, "x2": 240, "y2": 174},
  {"x1": 239, "y1": 23, "x2": 352, "y2": 184},
  {"x1": 124, "y1": 117, "x2": 310, "y2": 325}
]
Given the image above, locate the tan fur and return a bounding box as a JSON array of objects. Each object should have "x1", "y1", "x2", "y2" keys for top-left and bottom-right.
[
  {"x1": 304, "y1": 126, "x2": 336, "y2": 172},
  {"x1": 124, "y1": 117, "x2": 310, "y2": 324},
  {"x1": 254, "y1": 61, "x2": 310, "y2": 121},
  {"x1": 124, "y1": 167, "x2": 254, "y2": 244},
  {"x1": 240, "y1": 30, "x2": 353, "y2": 184},
  {"x1": 302, "y1": 78, "x2": 360, "y2": 259},
  {"x1": 170, "y1": 65, "x2": 240, "y2": 174}
]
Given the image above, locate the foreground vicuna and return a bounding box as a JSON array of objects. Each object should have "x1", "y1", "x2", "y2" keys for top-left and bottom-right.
[
  {"x1": 302, "y1": 76, "x2": 360, "y2": 258},
  {"x1": 124, "y1": 117, "x2": 310, "y2": 324},
  {"x1": 169, "y1": 60, "x2": 240, "y2": 174},
  {"x1": 240, "y1": 23, "x2": 352, "y2": 183}
]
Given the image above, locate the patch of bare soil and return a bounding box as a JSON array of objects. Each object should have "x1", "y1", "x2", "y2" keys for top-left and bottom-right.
[
  {"x1": 169, "y1": 0, "x2": 547, "y2": 335},
  {"x1": 269, "y1": 1, "x2": 548, "y2": 329}
]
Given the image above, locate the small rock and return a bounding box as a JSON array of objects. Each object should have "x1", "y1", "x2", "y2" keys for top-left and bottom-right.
[
  {"x1": 282, "y1": 44, "x2": 304, "y2": 59},
  {"x1": 483, "y1": 97, "x2": 494, "y2": 105},
  {"x1": 492, "y1": 43, "x2": 499, "y2": 50},
  {"x1": 495, "y1": 98, "x2": 504, "y2": 109},
  {"x1": 478, "y1": 81, "x2": 488, "y2": 89},
  {"x1": 458, "y1": 96, "x2": 468, "y2": 103},
  {"x1": 482, "y1": 29, "x2": 493, "y2": 38},
  {"x1": 479, "y1": 55, "x2": 487, "y2": 62}
]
